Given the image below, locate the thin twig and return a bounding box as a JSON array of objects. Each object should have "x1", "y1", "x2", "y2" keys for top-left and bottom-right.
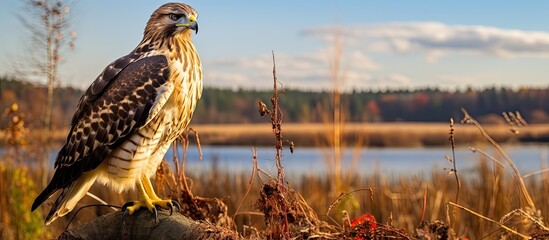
[
  {"x1": 187, "y1": 127, "x2": 203, "y2": 160},
  {"x1": 448, "y1": 202, "x2": 529, "y2": 239},
  {"x1": 233, "y1": 211, "x2": 265, "y2": 216},
  {"x1": 502, "y1": 209, "x2": 549, "y2": 231},
  {"x1": 449, "y1": 118, "x2": 460, "y2": 204},
  {"x1": 523, "y1": 168, "x2": 549, "y2": 179},
  {"x1": 256, "y1": 165, "x2": 274, "y2": 182},
  {"x1": 85, "y1": 192, "x2": 118, "y2": 212},
  {"x1": 171, "y1": 141, "x2": 181, "y2": 198},
  {"x1": 294, "y1": 190, "x2": 323, "y2": 229},
  {"x1": 232, "y1": 147, "x2": 258, "y2": 220},
  {"x1": 178, "y1": 132, "x2": 193, "y2": 198},
  {"x1": 326, "y1": 188, "x2": 374, "y2": 225},
  {"x1": 449, "y1": 118, "x2": 461, "y2": 229},
  {"x1": 271, "y1": 51, "x2": 285, "y2": 184},
  {"x1": 469, "y1": 146, "x2": 505, "y2": 169},
  {"x1": 65, "y1": 204, "x2": 122, "y2": 231},
  {"x1": 461, "y1": 108, "x2": 536, "y2": 210},
  {"x1": 421, "y1": 188, "x2": 427, "y2": 222}
]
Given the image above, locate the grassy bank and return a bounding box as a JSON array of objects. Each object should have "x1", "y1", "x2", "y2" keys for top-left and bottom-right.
[
  {"x1": 3, "y1": 123, "x2": 549, "y2": 148},
  {"x1": 192, "y1": 122, "x2": 549, "y2": 147},
  {"x1": 2, "y1": 108, "x2": 548, "y2": 238},
  {"x1": 184, "y1": 157, "x2": 549, "y2": 239},
  {"x1": 2, "y1": 153, "x2": 548, "y2": 239}
]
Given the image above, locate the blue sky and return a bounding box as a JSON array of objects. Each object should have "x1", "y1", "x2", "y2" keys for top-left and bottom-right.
[{"x1": 2, "y1": 1, "x2": 549, "y2": 91}]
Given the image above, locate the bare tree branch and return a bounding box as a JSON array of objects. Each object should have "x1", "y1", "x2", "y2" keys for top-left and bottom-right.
[{"x1": 17, "y1": 0, "x2": 76, "y2": 187}]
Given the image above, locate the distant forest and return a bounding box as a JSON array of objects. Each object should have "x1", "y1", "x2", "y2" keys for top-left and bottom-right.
[{"x1": 1, "y1": 75, "x2": 549, "y2": 129}]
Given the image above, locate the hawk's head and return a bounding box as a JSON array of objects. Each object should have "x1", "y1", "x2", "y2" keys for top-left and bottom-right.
[{"x1": 143, "y1": 3, "x2": 199, "y2": 45}]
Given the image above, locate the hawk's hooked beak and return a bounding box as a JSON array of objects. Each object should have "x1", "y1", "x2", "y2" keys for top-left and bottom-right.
[{"x1": 176, "y1": 15, "x2": 198, "y2": 34}]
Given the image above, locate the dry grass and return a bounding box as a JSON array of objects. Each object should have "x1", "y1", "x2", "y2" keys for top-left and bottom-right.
[
  {"x1": 2, "y1": 125, "x2": 549, "y2": 238},
  {"x1": 179, "y1": 155, "x2": 548, "y2": 239}
]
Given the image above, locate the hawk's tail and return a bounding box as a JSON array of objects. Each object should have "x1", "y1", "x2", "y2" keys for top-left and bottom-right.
[{"x1": 43, "y1": 173, "x2": 97, "y2": 225}]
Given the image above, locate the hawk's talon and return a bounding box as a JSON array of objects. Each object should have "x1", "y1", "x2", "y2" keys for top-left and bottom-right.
[
  {"x1": 152, "y1": 206, "x2": 158, "y2": 223},
  {"x1": 149, "y1": 199, "x2": 178, "y2": 212},
  {"x1": 172, "y1": 200, "x2": 181, "y2": 214},
  {"x1": 123, "y1": 209, "x2": 131, "y2": 226},
  {"x1": 168, "y1": 202, "x2": 173, "y2": 215}
]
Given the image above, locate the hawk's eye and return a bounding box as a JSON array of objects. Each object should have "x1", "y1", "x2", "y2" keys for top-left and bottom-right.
[{"x1": 169, "y1": 14, "x2": 179, "y2": 21}]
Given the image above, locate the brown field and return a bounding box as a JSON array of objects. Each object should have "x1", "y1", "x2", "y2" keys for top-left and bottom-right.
[
  {"x1": 189, "y1": 122, "x2": 549, "y2": 147},
  {"x1": 3, "y1": 122, "x2": 549, "y2": 148},
  {"x1": 2, "y1": 121, "x2": 549, "y2": 238},
  {"x1": 3, "y1": 148, "x2": 548, "y2": 239}
]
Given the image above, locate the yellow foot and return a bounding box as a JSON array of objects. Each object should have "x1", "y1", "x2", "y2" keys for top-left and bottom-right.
[
  {"x1": 122, "y1": 199, "x2": 156, "y2": 215},
  {"x1": 149, "y1": 198, "x2": 181, "y2": 214},
  {"x1": 121, "y1": 199, "x2": 181, "y2": 223}
]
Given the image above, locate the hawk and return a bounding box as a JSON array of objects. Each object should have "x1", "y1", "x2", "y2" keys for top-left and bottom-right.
[{"x1": 31, "y1": 2, "x2": 202, "y2": 225}]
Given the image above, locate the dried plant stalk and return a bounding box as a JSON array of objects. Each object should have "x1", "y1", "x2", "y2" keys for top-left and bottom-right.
[
  {"x1": 448, "y1": 202, "x2": 529, "y2": 239},
  {"x1": 460, "y1": 108, "x2": 535, "y2": 210}
]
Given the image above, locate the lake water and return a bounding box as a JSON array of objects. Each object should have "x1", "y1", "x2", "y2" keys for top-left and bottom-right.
[
  {"x1": 173, "y1": 144, "x2": 549, "y2": 179},
  {"x1": 3, "y1": 144, "x2": 548, "y2": 179}
]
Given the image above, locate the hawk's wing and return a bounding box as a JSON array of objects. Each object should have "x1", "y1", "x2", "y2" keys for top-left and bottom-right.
[{"x1": 32, "y1": 53, "x2": 174, "y2": 210}]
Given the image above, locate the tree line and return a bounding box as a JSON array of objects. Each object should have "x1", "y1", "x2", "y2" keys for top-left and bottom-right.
[
  {"x1": 2, "y1": 76, "x2": 549, "y2": 129},
  {"x1": 194, "y1": 86, "x2": 549, "y2": 124}
]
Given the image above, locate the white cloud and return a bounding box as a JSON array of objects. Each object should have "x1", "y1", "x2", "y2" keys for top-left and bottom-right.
[
  {"x1": 346, "y1": 50, "x2": 381, "y2": 70},
  {"x1": 346, "y1": 73, "x2": 413, "y2": 90},
  {"x1": 436, "y1": 75, "x2": 478, "y2": 86},
  {"x1": 301, "y1": 22, "x2": 549, "y2": 59},
  {"x1": 204, "y1": 49, "x2": 384, "y2": 90},
  {"x1": 205, "y1": 72, "x2": 249, "y2": 88},
  {"x1": 380, "y1": 74, "x2": 412, "y2": 86}
]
